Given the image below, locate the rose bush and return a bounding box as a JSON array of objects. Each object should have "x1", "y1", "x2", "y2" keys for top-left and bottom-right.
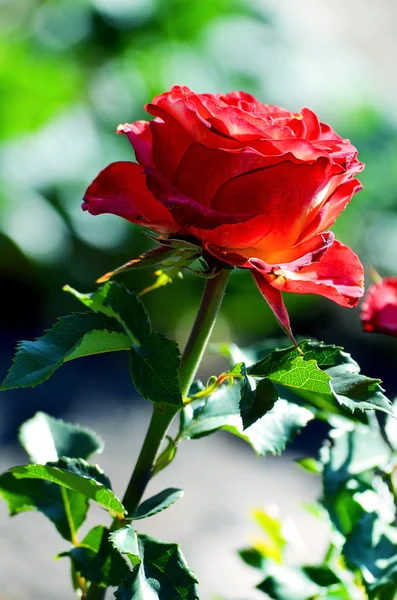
[
  {"x1": 83, "y1": 85, "x2": 364, "y2": 339},
  {"x1": 361, "y1": 276, "x2": 397, "y2": 336}
]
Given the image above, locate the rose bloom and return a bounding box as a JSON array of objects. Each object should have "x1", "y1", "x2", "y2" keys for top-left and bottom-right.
[
  {"x1": 83, "y1": 85, "x2": 364, "y2": 340},
  {"x1": 361, "y1": 277, "x2": 397, "y2": 337}
]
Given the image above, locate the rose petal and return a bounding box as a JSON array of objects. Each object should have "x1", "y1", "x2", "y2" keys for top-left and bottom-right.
[
  {"x1": 252, "y1": 269, "x2": 298, "y2": 346},
  {"x1": 212, "y1": 156, "x2": 343, "y2": 251},
  {"x1": 192, "y1": 214, "x2": 274, "y2": 250},
  {"x1": 248, "y1": 231, "x2": 335, "y2": 269},
  {"x1": 265, "y1": 240, "x2": 364, "y2": 308},
  {"x1": 361, "y1": 277, "x2": 397, "y2": 336},
  {"x1": 117, "y1": 121, "x2": 153, "y2": 167},
  {"x1": 82, "y1": 161, "x2": 177, "y2": 234},
  {"x1": 145, "y1": 166, "x2": 258, "y2": 230},
  {"x1": 173, "y1": 143, "x2": 308, "y2": 208},
  {"x1": 298, "y1": 178, "x2": 363, "y2": 241},
  {"x1": 301, "y1": 108, "x2": 321, "y2": 140}
]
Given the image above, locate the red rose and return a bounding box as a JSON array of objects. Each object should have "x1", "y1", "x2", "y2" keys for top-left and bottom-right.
[
  {"x1": 83, "y1": 85, "x2": 364, "y2": 341},
  {"x1": 361, "y1": 277, "x2": 397, "y2": 336}
]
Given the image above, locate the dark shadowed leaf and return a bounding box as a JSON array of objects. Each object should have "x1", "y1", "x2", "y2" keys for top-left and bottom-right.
[
  {"x1": 320, "y1": 425, "x2": 393, "y2": 535},
  {"x1": 240, "y1": 373, "x2": 278, "y2": 430},
  {"x1": 129, "y1": 333, "x2": 183, "y2": 406},
  {"x1": 133, "y1": 488, "x2": 184, "y2": 520},
  {"x1": 256, "y1": 564, "x2": 320, "y2": 600},
  {"x1": 112, "y1": 526, "x2": 199, "y2": 600},
  {"x1": 343, "y1": 513, "x2": 397, "y2": 587},
  {"x1": 65, "y1": 525, "x2": 131, "y2": 587},
  {"x1": 1, "y1": 313, "x2": 130, "y2": 390}
]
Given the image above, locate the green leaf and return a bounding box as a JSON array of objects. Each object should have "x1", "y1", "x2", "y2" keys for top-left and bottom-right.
[
  {"x1": 249, "y1": 353, "x2": 332, "y2": 395},
  {"x1": 10, "y1": 457, "x2": 125, "y2": 518},
  {"x1": 252, "y1": 508, "x2": 286, "y2": 557},
  {"x1": 302, "y1": 565, "x2": 341, "y2": 587},
  {"x1": 328, "y1": 364, "x2": 392, "y2": 417},
  {"x1": 64, "y1": 281, "x2": 150, "y2": 345},
  {"x1": 343, "y1": 513, "x2": 397, "y2": 585},
  {"x1": 67, "y1": 525, "x2": 131, "y2": 587},
  {"x1": 19, "y1": 411, "x2": 103, "y2": 463},
  {"x1": 1, "y1": 313, "x2": 131, "y2": 390},
  {"x1": 248, "y1": 341, "x2": 395, "y2": 419},
  {"x1": 240, "y1": 370, "x2": 278, "y2": 430},
  {"x1": 133, "y1": 488, "x2": 184, "y2": 520},
  {"x1": 0, "y1": 472, "x2": 89, "y2": 542},
  {"x1": 320, "y1": 424, "x2": 393, "y2": 535},
  {"x1": 295, "y1": 457, "x2": 323, "y2": 475},
  {"x1": 179, "y1": 384, "x2": 313, "y2": 456},
  {"x1": 129, "y1": 333, "x2": 183, "y2": 406},
  {"x1": 0, "y1": 413, "x2": 102, "y2": 542},
  {"x1": 257, "y1": 564, "x2": 320, "y2": 600},
  {"x1": 238, "y1": 547, "x2": 266, "y2": 570},
  {"x1": 110, "y1": 524, "x2": 140, "y2": 565},
  {"x1": 112, "y1": 526, "x2": 199, "y2": 600},
  {"x1": 96, "y1": 245, "x2": 180, "y2": 283},
  {"x1": 225, "y1": 399, "x2": 313, "y2": 456},
  {"x1": 153, "y1": 436, "x2": 178, "y2": 476}
]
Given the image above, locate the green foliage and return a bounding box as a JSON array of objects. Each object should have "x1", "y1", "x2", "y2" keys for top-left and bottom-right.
[
  {"x1": 111, "y1": 525, "x2": 199, "y2": 599},
  {"x1": 0, "y1": 411, "x2": 104, "y2": 542},
  {"x1": 218, "y1": 340, "x2": 394, "y2": 420},
  {"x1": 133, "y1": 488, "x2": 184, "y2": 520},
  {"x1": 10, "y1": 457, "x2": 125, "y2": 518},
  {"x1": 19, "y1": 411, "x2": 103, "y2": 463},
  {"x1": 1, "y1": 312, "x2": 131, "y2": 390},
  {"x1": 2, "y1": 282, "x2": 183, "y2": 407},
  {"x1": 179, "y1": 383, "x2": 313, "y2": 456},
  {"x1": 64, "y1": 281, "x2": 151, "y2": 345},
  {"x1": 237, "y1": 417, "x2": 397, "y2": 600},
  {"x1": 130, "y1": 333, "x2": 183, "y2": 406},
  {"x1": 0, "y1": 473, "x2": 88, "y2": 543},
  {"x1": 240, "y1": 373, "x2": 279, "y2": 430},
  {"x1": 63, "y1": 525, "x2": 131, "y2": 587}
]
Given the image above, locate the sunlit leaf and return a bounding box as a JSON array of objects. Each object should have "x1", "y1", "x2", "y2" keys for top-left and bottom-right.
[
  {"x1": 19, "y1": 411, "x2": 103, "y2": 463},
  {"x1": 10, "y1": 457, "x2": 125, "y2": 518}
]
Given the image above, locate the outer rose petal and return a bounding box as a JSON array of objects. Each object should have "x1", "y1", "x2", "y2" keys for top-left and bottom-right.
[
  {"x1": 360, "y1": 277, "x2": 397, "y2": 336},
  {"x1": 251, "y1": 269, "x2": 297, "y2": 346},
  {"x1": 82, "y1": 162, "x2": 177, "y2": 234},
  {"x1": 297, "y1": 178, "x2": 363, "y2": 242},
  {"x1": 117, "y1": 121, "x2": 153, "y2": 168},
  {"x1": 261, "y1": 240, "x2": 364, "y2": 308}
]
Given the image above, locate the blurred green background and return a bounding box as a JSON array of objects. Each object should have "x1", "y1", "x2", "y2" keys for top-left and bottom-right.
[{"x1": 1, "y1": 0, "x2": 397, "y2": 438}]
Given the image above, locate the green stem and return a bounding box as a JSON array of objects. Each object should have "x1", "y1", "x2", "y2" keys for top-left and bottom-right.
[
  {"x1": 179, "y1": 268, "x2": 231, "y2": 397},
  {"x1": 85, "y1": 269, "x2": 230, "y2": 600},
  {"x1": 121, "y1": 268, "x2": 230, "y2": 516},
  {"x1": 121, "y1": 403, "x2": 179, "y2": 516}
]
